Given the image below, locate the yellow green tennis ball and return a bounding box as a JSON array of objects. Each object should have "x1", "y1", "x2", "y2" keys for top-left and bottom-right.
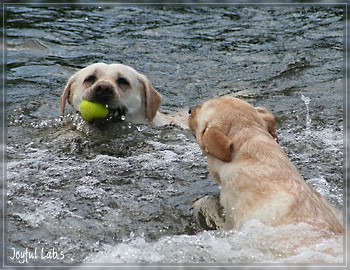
[{"x1": 79, "y1": 100, "x2": 109, "y2": 122}]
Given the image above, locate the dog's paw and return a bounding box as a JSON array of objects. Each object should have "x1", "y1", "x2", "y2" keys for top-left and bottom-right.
[{"x1": 192, "y1": 195, "x2": 225, "y2": 230}]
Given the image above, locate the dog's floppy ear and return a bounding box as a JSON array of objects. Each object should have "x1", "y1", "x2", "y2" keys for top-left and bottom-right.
[
  {"x1": 200, "y1": 124, "x2": 233, "y2": 162},
  {"x1": 60, "y1": 75, "x2": 76, "y2": 116},
  {"x1": 255, "y1": 107, "x2": 279, "y2": 143},
  {"x1": 140, "y1": 74, "x2": 162, "y2": 121}
]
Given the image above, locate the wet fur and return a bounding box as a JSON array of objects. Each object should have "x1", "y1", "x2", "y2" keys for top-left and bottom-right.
[
  {"x1": 60, "y1": 63, "x2": 187, "y2": 128},
  {"x1": 189, "y1": 96, "x2": 343, "y2": 234}
]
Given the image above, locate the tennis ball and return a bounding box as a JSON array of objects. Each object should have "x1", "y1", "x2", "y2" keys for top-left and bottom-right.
[{"x1": 79, "y1": 100, "x2": 109, "y2": 122}]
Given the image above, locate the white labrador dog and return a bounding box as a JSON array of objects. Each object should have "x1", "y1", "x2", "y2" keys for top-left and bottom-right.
[
  {"x1": 189, "y1": 96, "x2": 343, "y2": 234},
  {"x1": 60, "y1": 63, "x2": 187, "y2": 128}
]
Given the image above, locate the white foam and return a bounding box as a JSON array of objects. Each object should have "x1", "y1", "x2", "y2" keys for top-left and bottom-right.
[{"x1": 83, "y1": 219, "x2": 343, "y2": 264}]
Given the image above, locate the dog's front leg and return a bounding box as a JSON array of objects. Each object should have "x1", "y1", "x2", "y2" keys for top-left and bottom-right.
[{"x1": 192, "y1": 194, "x2": 226, "y2": 230}]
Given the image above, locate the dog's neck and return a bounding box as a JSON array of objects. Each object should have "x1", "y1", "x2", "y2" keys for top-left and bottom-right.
[{"x1": 128, "y1": 110, "x2": 154, "y2": 125}]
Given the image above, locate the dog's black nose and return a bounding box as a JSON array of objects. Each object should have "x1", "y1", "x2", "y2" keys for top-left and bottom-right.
[
  {"x1": 95, "y1": 82, "x2": 114, "y2": 95},
  {"x1": 92, "y1": 82, "x2": 114, "y2": 102}
]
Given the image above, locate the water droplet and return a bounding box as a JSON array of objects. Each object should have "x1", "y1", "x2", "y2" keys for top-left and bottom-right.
[{"x1": 301, "y1": 94, "x2": 311, "y2": 133}]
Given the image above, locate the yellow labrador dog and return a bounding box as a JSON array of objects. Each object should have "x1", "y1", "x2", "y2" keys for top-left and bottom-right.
[
  {"x1": 60, "y1": 63, "x2": 187, "y2": 128},
  {"x1": 189, "y1": 96, "x2": 342, "y2": 234}
]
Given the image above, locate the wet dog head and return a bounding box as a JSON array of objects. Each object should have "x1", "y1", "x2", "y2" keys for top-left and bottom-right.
[
  {"x1": 60, "y1": 63, "x2": 162, "y2": 122},
  {"x1": 188, "y1": 96, "x2": 278, "y2": 162}
]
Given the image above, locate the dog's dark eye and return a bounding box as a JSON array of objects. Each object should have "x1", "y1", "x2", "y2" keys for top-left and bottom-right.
[
  {"x1": 117, "y1": 77, "x2": 129, "y2": 86},
  {"x1": 84, "y1": 75, "x2": 96, "y2": 84}
]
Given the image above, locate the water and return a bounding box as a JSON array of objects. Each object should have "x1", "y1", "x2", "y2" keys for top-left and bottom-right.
[
  {"x1": 83, "y1": 220, "x2": 343, "y2": 264},
  {"x1": 301, "y1": 94, "x2": 311, "y2": 134},
  {"x1": 5, "y1": 5, "x2": 345, "y2": 267}
]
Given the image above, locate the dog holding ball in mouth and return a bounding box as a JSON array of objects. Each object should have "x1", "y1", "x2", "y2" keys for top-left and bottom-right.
[{"x1": 60, "y1": 63, "x2": 187, "y2": 128}]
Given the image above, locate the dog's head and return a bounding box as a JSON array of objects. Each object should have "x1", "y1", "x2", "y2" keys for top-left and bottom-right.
[
  {"x1": 60, "y1": 63, "x2": 162, "y2": 122},
  {"x1": 188, "y1": 96, "x2": 278, "y2": 162}
]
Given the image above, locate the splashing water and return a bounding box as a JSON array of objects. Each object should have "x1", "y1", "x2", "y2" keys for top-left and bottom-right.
[
  {"x1": 83, "y1": 220, "x2": 343, "y2": 264},
  {"x1": 301, "y1": 94, "x2": 312, "y2": 134}
]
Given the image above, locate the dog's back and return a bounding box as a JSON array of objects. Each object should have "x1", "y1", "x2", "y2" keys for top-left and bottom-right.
[{"x1": 189, "y1": 96, "x2": 343, "y2": 234}]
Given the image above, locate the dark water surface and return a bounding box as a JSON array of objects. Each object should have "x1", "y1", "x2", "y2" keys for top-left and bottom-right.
[{"x1": 5, "y1": 5, "x2": 344, "y2": 265}]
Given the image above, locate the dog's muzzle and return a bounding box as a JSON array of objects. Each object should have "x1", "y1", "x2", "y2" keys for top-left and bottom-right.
[
  {"x1": 91, "y1": 82, "x2": 115, "y2": 104},
  {"x1": 87, "y1": 82, "x2": 127, "y2": 122}
]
